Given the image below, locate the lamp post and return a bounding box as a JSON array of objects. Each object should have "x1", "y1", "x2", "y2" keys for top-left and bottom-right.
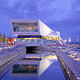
[{"x1": 69, "y1": 37, "x2": 71, "y2": 43}]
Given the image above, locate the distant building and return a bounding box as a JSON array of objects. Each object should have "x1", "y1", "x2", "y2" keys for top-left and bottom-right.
[{"x1": 8, "y1": 37, "x2": 16, "y2": 44}]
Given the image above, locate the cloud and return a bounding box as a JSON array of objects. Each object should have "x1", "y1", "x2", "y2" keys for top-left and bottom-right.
[
  {"x1": 0, "y1": 0, "x2": 80, "y2": 40},
  {"x1": 0, "y1": 0, "x2": 74, "y2": 19}
]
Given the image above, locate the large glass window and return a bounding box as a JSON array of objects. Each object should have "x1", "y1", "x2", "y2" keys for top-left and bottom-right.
[
  {"x1": 12, "y1": 64, "x2": 37, "y2": 73},
  {"x1": 12, "y1": 23, "x2": 38, "y2": 32}
]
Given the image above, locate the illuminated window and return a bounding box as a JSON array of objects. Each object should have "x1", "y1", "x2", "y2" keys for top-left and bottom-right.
[
  {"x1": 13, "y1": 23, "x2": 38, "y2": 32},
  {"x1": 12, "y1": 64, "x2": 37, "y2": 73}
]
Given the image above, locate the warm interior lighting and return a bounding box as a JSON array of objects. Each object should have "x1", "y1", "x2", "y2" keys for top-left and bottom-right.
[
  {"x1": 74, "y1": 58, "x2": 80, "y2": 61},
  {"x1": 22, "y1": 56, "x2": 41, "y2": 61},
  {"x1": 42, "y1": 55, "x2": 57, "y2": 59},
  {"x1": 24, "y1": 38, "x2": 40, "y2": 40},
  {"x1": 42, "y1": 36, "x2": 60, "y2": 40},
  {"x1": 72, "y1": 52, "x2": 78, "y2": 55},
  {"x1": 68, "y1": 54, "x2": 75, "y2": 58},
  {"x1": 24, "y1": 56, "x2": 40, "y2": 58}
]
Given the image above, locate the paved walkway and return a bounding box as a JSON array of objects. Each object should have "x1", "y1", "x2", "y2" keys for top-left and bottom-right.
[
  {"x1": 56, "y1": 48, "x2": 80, "y2": 80},
  {"x1": 0, "y1": 46, "x2": 26, "y2": 79},
  {"x1": 0, "y1": 46, "x2": 25, "y2": 66}
]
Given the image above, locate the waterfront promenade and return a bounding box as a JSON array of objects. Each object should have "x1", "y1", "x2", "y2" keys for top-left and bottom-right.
[
  {"x1": 0, "y1": 45, "x2": 26, "y2": 79},
  {"x1": 0, "y1": 44, "x2": 80, "y2": 80}
]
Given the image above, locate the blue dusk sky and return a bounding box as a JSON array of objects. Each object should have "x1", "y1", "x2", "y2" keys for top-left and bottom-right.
[{"x1": 0, "y1": 0, "x2": 80, "y2": 42}]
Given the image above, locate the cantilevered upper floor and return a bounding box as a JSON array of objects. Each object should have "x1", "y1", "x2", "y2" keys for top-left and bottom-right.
[{"x1": 10, "y1": 19, "x2": 54, "y2": 37}]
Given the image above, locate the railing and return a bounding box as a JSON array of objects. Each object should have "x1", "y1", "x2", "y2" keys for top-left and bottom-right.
[
  {"x1": 0, "y1": 45, "x2": 26, "y2": 79},
  {"x1": 56, "y1": 48, "x2": 80, "y2": 80}
]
